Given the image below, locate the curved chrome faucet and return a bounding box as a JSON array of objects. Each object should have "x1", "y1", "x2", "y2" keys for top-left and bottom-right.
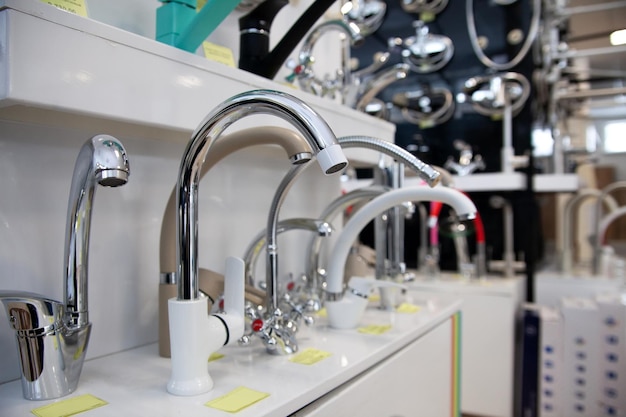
[
  {"x1": 289, "y1": 19, "x2": 363, "y2": 100},
  {"x1": 240, "y1": 216, "x2": 333, "y2": 354},
  {"x1": 354, "y1": 63, "x2": 410, "y2": 117},
  {"x1": 488, "y1": 196, "x2": 518, "y2": 277},
  {"x1": 244, "y1": 134, "x2": 438, "y2": 354},
  {"x1": 169, "y1": 89, "x2": 347, "y2": 394},
  {"x1": 243, "y1": 218, "x2": 333, "y2": 288},
  {"x1": 0, "y1": 135, "x2": 129, "y2": 400},
  {"x1": 592, "y1": 181, "x2": 626, "y2": 274},
  {"x1": 157, "y1": 126, "x2": 313, "y2": 358},
  {"x1": 176, "y1": 90, "x2": 347, "y2": 302},
  {"x1": 341, "y1": 0, "x2": 387, "y2": 36},
  {"x1": 561, "y1": 189, "x2": 618, "y2": 274}
]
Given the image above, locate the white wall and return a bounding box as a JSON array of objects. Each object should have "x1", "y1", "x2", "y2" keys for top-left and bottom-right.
[{"x1": 0, "y1": 0, "x2": 346, "y2": 384}]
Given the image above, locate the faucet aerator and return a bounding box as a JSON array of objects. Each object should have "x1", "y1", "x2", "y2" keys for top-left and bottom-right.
[
  {"x1": 97, "y1": 170, "x2": 129, "y2": 187},
  {"x1": 316, "y1": 143, "x2": 348, "y2": 176}
]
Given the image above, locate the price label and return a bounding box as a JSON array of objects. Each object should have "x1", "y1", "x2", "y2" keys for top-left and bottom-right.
[{"x1": 41, "y1": 0, "x2": 88, "y2": 17}]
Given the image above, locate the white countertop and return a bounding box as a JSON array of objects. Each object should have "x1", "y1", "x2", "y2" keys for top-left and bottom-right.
[
  {"x1": 407, "y1": 272, "x2": 527, "y2": 297},
  {"x1": 0, "y1": 296, "x2": 460, "y2": 417}
]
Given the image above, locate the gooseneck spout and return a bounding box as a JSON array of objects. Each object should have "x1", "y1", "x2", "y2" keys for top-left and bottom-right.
[
  {"x1": 0, "y1": 135, "x2": 130, "y2": 400},
  {"x1": 324, "y1": 186, "x2": 476, "y2": 329},
  {"x1": 65, "y1": 136, "x2": 130, "y2": 327},
  {"x1": 169, "y1": 89, "x2": 347, "y2": 394},
  {"x1": 291, "y1": 19, "x2": 363, "y2": 99},
  {"x1": 239, "y1": 0, "x2": 339, "y2": 79},
  {"x1": 561, "y1": 189, "x2": 618, "y2": 274},
  {"x1": 243, "y1": 218, "x2": 333, "y2": 287},
  {"x1": 157, "y1": 127, "x2": 313, "y2": 358},
  {"x1": 176, "y1": 89, "x2": 347, "y2": 302}
]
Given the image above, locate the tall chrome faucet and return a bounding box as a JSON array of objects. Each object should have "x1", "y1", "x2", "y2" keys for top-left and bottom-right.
[
  {"x1": 168, "y1": 89, "x2": 348, "y2": 395},
  {"x1": 0, "y1": 135, "x2": 130, "y2": 400},
  {"x1": 288, "y1": 19, "x2": 363, "y2": 100}
]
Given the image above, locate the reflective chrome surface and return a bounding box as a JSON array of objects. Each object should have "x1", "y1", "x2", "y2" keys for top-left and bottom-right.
[
  {"x1": 341, "y1": 0, "x2": 387, "y2": 36},
  {"x1": 0, "y1": 135, "x2": 129, "y2": 400},
  {"x1": 176, "y1": 89, "x2": 347, "y2": 302},
  {"x1": 400, "y1": 21, "x2": 454, "y2": 74},
  {"x1": 291, "y1": 20, "x2": 363, "y2": 100}
]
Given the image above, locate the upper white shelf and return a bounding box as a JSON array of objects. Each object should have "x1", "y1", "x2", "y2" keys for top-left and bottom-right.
[{"x1": 0, "y1": 0, "x2": 395, "y2": 165}]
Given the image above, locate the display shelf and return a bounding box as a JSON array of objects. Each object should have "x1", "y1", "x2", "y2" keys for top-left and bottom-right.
[
  {"x1": 407, "y1": 274, "x2": 526, "y2": 417},
  {"x1": 0, "y1": 0, "x2": 394, "y2": 165},
  {"x1": 0, "y1": 296, "x2": 461, "y2": 417},
  {"x1": 343, "y1": 172, "x2": 580, "y2": 193}
]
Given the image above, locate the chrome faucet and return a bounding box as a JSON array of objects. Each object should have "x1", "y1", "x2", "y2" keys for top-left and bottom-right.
[
  {"x1": 243, "y1": 134, "x2": 438, "y2": 354},
  {"x1": 168, "y1": 89, "x2": 348, "y2": 395},
  {"x1": 561, "y1": 189, "x2": 618, "y2": 274},
  {"x1": 287, "y1": 19, "x2": 363, "y2": 100},
  {"x1": 269, "y1": 135, "x2": 440, "y2": 318},
  {"x1": 240, "y1": 217, "x2": 333, "y2": 354},
  {"x1": 592, "y1": 181, "x2": 626, "y2": 274},
  {"x1": 0, "y1": 135, "x2": 129, "y2": 400},
  {"x1": 444, "y1": 139, "x2": 486, "y2": 176},
  {"x1": 242, "y1": 218, "x2": 333, "y2": 289},
  {"x1": 352, "y1": 63, "x2": 410, "y2": 117},
  {"x1": 157, "y1": 126, "x2": 314, "y2": 358},
  {"x1": 488, "y1": 195, "x2": 524, "y2": 277}
]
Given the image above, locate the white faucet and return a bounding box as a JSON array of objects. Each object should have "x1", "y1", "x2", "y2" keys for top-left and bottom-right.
[{"x1": 324, "y1": 185, "x2": 477, "y2": 329}]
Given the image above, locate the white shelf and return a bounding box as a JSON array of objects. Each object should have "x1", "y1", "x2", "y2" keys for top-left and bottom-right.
[
  {"x1": 0, "y1": 0, "x2": 394, "y2": 165},
  {"x1": 344, "y1": 172, "x2": 580, "y2": 193},
  {"x1": 0, "y1": 296, "x2": 460, "y2": 417}
]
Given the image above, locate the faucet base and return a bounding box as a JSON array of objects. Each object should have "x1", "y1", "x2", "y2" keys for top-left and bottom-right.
[
  {"x1": 1, "y1": 292, "x2": 91, "y2": 400},
  {"x1": 167, "y1": 298, "x2": 215, "y2": 396}
]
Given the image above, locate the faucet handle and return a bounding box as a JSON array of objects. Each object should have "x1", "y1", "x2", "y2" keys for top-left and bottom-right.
[{"x1": 0, "y1": 291, "x2": 63, "y2": 332}]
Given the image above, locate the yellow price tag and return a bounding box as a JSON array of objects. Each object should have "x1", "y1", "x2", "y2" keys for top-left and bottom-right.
[
  {"x1": 289, "y1": 348, "x2": 332, "y2": 365},
  {"x1": 202, "y1": 42, "x2": 236, "y2": 67},
  {"x1": 32, "y1": 394, "x2": 107, "y2": 417},
  {"x1": 206, "y1": 386, "x2": 269, "y2": 413},
  {"x1": 396, "y1": 303, "x2": 421, "y2": 313},
  {"x1": 358, "y1": 324, "x2": 392, "y2": 335},
  {"x1": 368, "y1": 293, "x2": 380, "y2": 302},
  {"x1": 41, "y1": 0, "x2": 88, "y2": 17}
]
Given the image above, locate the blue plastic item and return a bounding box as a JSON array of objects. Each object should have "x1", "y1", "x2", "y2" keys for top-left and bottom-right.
[{"x1": 156, "y1": 0, "x2": 241, "y2": 53}]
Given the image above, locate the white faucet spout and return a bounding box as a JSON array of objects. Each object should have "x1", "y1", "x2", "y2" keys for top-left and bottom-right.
[{"x1": 324, "y1": 185, "x2": 476, "y2": 328}]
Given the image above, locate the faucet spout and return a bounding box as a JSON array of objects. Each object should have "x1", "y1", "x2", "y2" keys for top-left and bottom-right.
[
  {"x1": 324, "y1": 186, "x2": 476, "y2": 328},
  {"x1": 243, "y1": 218, "x2": 333, "y2": 287},
  {"x1": 0, "y1": 134, "x2": 129, "y2": 400},
  {"x1": 169, "y1": 89, "x2": 346, "y2": 393},
  {"x1": 176, "y1": 89, "x2": 347, "y2": 301},
  {"x1": 65, "y1": 135, "x2": 130, "y2": 328}
]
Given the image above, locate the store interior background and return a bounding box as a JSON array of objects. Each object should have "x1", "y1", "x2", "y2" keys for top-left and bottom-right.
[{"x1": 1, "y1": 0, "x2": 626, "y2": 415}]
